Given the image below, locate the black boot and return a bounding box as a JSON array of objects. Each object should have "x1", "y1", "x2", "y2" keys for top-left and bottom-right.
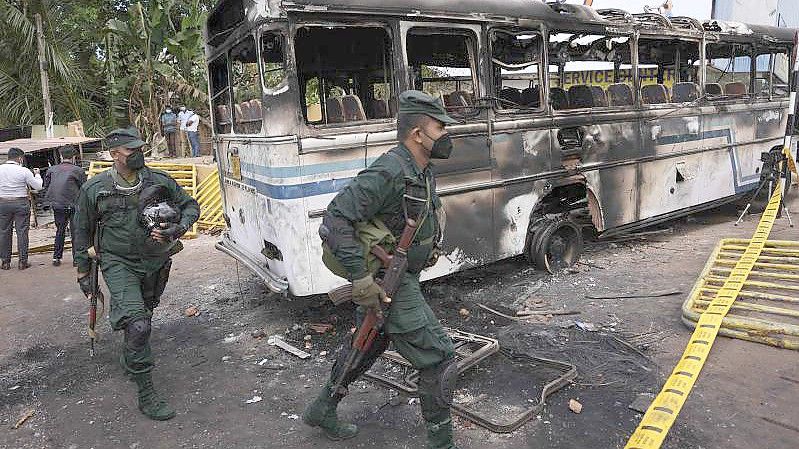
[
  {"x1": 132, "y1": 372, "x2": 176, "y2": 421},
  {"x1": 302, "y1": 383, "x2": 358, "y2": 440}
]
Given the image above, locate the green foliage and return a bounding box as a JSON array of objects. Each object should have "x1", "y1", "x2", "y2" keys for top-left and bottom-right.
[{"x1": 0, "y1": 0, "x2": 212, "y2": 141}]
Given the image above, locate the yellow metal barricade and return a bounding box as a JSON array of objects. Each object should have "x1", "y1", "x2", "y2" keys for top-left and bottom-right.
[
  {"x1": 681, "y1": 238, "x2": 799, "y2": 350},
  {"x1": 195, "y1": 168, "x2": 226, "y2": 231}
]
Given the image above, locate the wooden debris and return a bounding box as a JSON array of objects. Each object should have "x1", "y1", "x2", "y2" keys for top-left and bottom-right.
[
  {"x1": 308, "y1": 323, "x2": 333, "y2": 334},
  {"x1": 584, "y1": 290, "x2": 682, "y2": 300},
  {"x1": 184, "y1": 306, "x2": 199, "y2": 317},
  {"x1": 267, "y1": 335, "x2": 311, "y2": 359},
  {"x1": 477, "y1": 303, "x2": 579, "y2": 322},
  {"x1": 13, "y1": 409, "x2": 35, "y2": 429},
  {"x1": 568, "y1": 399, "x2": 583, "y2": 414}
]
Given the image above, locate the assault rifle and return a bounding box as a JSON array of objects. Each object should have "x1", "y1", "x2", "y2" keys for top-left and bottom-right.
[
  {"x1": 328, "y1": 218, "x2": 417, "y2": 396},
  {"x1": 87, "y1": 230, "x2": 104, "y2": 357}
]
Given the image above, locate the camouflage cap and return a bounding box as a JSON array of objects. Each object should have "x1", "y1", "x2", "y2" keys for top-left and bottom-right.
[
  {"x1": 398, "y1": 90, "x2": 459, "y2": 125},
  {"x1": 104, "y1": 127, "x2": 145, "y2": 150}
]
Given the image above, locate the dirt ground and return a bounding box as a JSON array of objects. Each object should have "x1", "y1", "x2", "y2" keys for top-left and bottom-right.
[{"x1": 1, "y1": 196, "x2": 798, "y2": 449}]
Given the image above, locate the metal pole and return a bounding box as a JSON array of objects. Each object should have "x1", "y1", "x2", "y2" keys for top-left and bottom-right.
[{"x1": 35, "y1": 14, "x2": 53, "y2": 138}]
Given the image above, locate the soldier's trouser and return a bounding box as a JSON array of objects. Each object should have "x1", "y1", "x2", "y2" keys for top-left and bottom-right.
[
  {"x1": 101, "y1": 256, "x2": 172, "y2": 375},
  {"x1": 328, "y1": 274, "x2": 456, "y2": 446}
]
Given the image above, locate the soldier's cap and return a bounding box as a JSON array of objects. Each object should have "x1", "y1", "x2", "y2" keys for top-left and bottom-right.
[
  {"x1": 398, "y1": 90, "x2": 459, "y2": 125},
  {"x1": 104, "y1": 127, "x2": 146, "y2": 150}
]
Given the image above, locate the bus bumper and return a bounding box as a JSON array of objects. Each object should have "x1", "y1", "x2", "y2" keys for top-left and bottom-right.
[{"x1": 215, "y1": 239, "x2": 289, "y2": 294}]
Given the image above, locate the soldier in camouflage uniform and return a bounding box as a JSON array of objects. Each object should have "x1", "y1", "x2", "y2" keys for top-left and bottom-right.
[
  {"x1": 74, "y1": 127, "x2": 199, "y2": 420},
  {"x1": 303, "y1": 91, "x2": 461, "y2": 449}
]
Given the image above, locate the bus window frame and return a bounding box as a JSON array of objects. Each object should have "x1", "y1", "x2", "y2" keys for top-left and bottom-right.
[
  {"x1": 209, "y1": 53, "x2": 233, "y2": 135},
  {"x1": 752, "y1": 46, "x2": 791, "y2": 101},
  {"x1": 636, "y1": 35, "x2": 703, "y2": 108},
  {"x1": 402, "y1": 23, "x2": 483, "y2": 122},
  {"x1": 489, "y1": 26, "x2": 546, "y2": 117},
  {"x1": 547, "y1": 28, "x2": 636, "y2": 114},
  {"x1": 292, "y1": 20, "x2": 400, "y2": 133},
  {"x1": 229, "y1": 34, "x2": 264, "y2": 135},
  {"x1": 703, "y1": 36, "x2": 757, "y2": 103}
]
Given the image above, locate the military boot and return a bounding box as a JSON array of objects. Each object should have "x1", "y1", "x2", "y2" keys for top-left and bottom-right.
[
  {"x1": 302, "y1": 383, "x2": 358, "y2": 440},
  {"x1": 426, "y1": 414, "x2": 459, "y2": 449},
  {"x1": 132, "y1": 372, "x2": 176, "y2": 421}
]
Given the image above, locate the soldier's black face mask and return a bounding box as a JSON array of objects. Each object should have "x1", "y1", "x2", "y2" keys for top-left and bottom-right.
[
  {"x1": 124, "y1": 150, "x2": 145, "y2": 170},
  {"x1": 422, "y1": 131, "x2": 453, "y2": 159}
]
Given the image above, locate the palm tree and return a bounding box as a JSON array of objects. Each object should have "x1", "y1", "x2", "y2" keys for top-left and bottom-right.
[{"x1": 0, "y1": 0, "x2": 100, "y2": 131}]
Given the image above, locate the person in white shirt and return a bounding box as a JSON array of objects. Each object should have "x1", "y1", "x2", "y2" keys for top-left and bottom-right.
[
  {"x1": 0, "y1": 147, "x2": 43, "y2": 270},
  {"x1": 177, "y1": 106, "x2": 191, "y2": 157},
  {"x1": 185, "y1": 110, "x2": 201, "y2": 157}
]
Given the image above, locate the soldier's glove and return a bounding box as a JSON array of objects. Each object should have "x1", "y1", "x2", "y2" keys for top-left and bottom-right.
[
  {"x1": 156, "y1": 223, "x2": 187, "y2": 240},
  {"x1": 351, "y1": 274, "x2": 389, "y2": 310},
  {"x1": 77, "y1": 275, "x2": 92, "y2": 298}
]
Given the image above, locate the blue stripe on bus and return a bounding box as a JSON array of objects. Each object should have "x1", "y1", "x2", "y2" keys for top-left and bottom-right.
[
  {"x1": 237, "y1": 128, "x2": 759, "y2": 199},
  {"x1": 656, "y1": 127, "x2": 760, "y2": 193},
  {"x1": 243, "y1": 176, "x2": 354, "y2": 200},
  {"x1": 240, "y1": 157, "x2": 379, "y2": 179}
]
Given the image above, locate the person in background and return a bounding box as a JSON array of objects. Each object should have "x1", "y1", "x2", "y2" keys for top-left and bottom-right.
[
  {"x1": 0, "y1": 147, "x2": 43, "y2": 270},
  {"x1": 185, "y1": 110, "x2": 201, "y2": 157},
  {"x1": 43, "y1": 145, "x2": 87, "y2": 266},
  {"x1": 160, "y1": 106, "x2": 179, "y2": 158},
  {"x1": 177, "y1": 106, "x2": 191, "y2": 157}
]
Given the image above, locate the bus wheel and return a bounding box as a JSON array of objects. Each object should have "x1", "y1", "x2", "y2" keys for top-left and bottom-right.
[{"x1": 528, "y1": 218, "x2": 583, "y2": 273}]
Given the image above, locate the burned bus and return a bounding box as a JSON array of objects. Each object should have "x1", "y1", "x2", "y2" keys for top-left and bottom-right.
[{"x1": 204, "y1": 0, "x2": 795, "y2": 296}]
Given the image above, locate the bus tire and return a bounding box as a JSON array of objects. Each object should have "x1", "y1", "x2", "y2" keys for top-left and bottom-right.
[{"x1": 528, "y1": 217, "x2": 583, "y2": 273}]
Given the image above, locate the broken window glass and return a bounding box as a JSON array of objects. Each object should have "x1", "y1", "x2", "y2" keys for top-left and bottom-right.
[
  {"x1": 209, "y1": 55, "x2": 232, "y2": 134},
  {"x1": 491, "y1": 29, "x2": 542, "y2": 111},
  {"x1": 638, "y1": 38, "x2": 700, "y2": 104},
  {"x1": 706, "y1": 43, "x2": 753, "y2": 98},
  {"x1": 547, "y1": 32, "x2": 633, "y2": 110},
  {"x1": 407, "y1": 29, "x2": 477, "y2": 118},
  {"x1": 294, "y1": 26, "x2": 395, "y2": 125},
  {"x1": 230, "y1": 36, "x2": 262, "y2": 134}
]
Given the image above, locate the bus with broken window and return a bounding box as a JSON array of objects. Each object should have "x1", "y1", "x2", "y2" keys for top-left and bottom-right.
[{"x1": 205, "y1": 0, "x2": 796, "y2": 296}]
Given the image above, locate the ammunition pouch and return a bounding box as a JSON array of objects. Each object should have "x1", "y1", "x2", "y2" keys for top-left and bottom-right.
[{"x1": 321, "y1": 216, "x2": 397, "y2": 279}]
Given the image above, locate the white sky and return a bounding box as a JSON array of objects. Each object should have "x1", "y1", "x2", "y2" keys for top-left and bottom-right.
[{"x1": 566, "y1": 0, "x2": 713, "y2": 20}]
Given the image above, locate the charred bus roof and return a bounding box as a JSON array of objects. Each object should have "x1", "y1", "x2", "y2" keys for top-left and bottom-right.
[{"x1": 207, "y1": 0, "x2": 797, "y2": 52}]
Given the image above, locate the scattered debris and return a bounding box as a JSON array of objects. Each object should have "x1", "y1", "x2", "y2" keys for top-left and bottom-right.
[
  {"x1": 584, "y1": 290, "x2": 682, "y2": 300},
  {"x1": 223, "y1": 333, "x2": 244, "y2": 344},
  {"x1": 318, "y1": 351, "x2": 328, "y2": 357},
  {"x1": 251, "y1": 329, "x2": 268, "y2": 339},
  {"x1": 628, "y1": 393, "x2": 656, "y2": 413},
  {"x1": 574, "y1": 321, "x2": 598, "y2": 332},
  {"x1": 222, "y1": 356, "x2": 232, "y2": 362},
  {"x1": 287, "y1": 414, "x2": 299, "y2": 420},
  {"x1": 459, "y1": 308, "x2": 470, "y2": 317},
  {"x1": 516, "y1": 309, "x2": 580, "y2": 317},
  {"x1": 184, "y1": 306, "x2": 199, "y2": 317},
  {"x1": 13, "y1": 409, "x2": 35, "y2": 429},
  {"x1": 568, "y1": 399, "x2": 583, "y2": 414},
  {"x1": 267, "y1": 335, "x2": 311, "y2": 359},
  {"x1": 308, "y1": 323, "x2": 333, "y2": 334},
  {"x1": 245, "y1": 396, "x2": 262, "y2": 404},
  {"x1": 8, "y1": 385, "x2": 20, "y2": 391}
]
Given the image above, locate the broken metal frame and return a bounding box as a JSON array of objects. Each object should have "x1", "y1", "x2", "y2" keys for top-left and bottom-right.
[
  {"x1": 450, "y1": 351, "x2": 576, "y2": 433},
  {"x1": 364, "y1": 329, "x2": 577, "y2": 433},
  {"x1": 364, "y1": 329, "x2": 500, "y2": 395}
]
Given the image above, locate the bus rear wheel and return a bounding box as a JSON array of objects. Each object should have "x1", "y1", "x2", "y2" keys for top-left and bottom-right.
[{"x1": 527, "y1": 217, "x2": 583, "y2": 273}]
